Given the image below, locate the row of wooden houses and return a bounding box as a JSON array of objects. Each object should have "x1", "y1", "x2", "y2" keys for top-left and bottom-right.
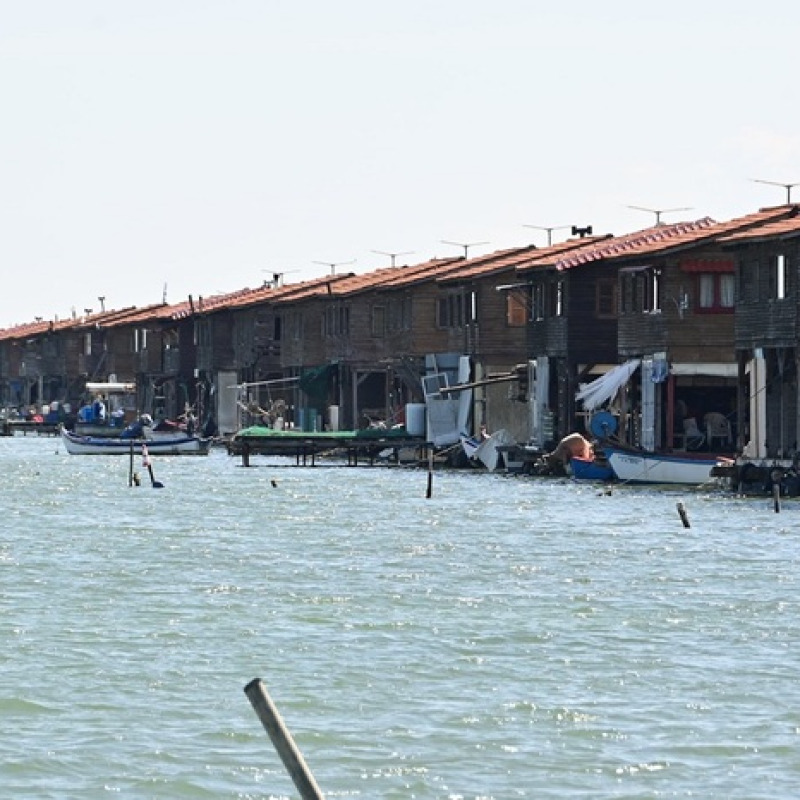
[{"x1": 2, "y1": 202, "x2": 800, "y2": 465}]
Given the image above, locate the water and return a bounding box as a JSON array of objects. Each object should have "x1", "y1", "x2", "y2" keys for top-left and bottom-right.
[{"x1": 1, "y1": 435, "x2": 799, "y2": 799}]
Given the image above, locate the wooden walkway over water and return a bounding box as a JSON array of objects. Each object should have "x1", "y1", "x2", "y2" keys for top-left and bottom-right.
[{"x1": 227, "y1": 426, "x2": 430, "y2": 466}]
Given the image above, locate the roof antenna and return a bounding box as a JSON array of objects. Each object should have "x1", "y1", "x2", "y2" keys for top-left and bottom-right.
[
  {"x1": 261, "y1": 269, "x2": 299, "y2": 287},
  {"x1": 371, "y1": 249, "x2": 415, "y2": 267},
  {"x1": 97, "y1": 296, "x2": 106, "y2": 312},
  {"x1": 523, "y1": 224, "x2": 570, "y2": 246},
  {"x1": 162, "y1": 283, "x2": 168, "y2": 303},
  {"x1": 441, "y1": 240, "x2": 489, "y2": 258},
  {"x1": 751, "y1": 178, "x2": 800, "y2": 204},
  {"x1": 627, "y1": 206, "x2": 692, "y2": 225},
  {"x1": 313, "y1": 259, "x2": 356, "y2": 275}
]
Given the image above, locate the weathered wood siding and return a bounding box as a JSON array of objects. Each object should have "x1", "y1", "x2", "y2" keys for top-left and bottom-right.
[
  {"x1": 732, "y1": 240, "x2": 800, "y2": 349},
  {"x1": 618, "y1": 252, "x2": 735, "y2": 364}
]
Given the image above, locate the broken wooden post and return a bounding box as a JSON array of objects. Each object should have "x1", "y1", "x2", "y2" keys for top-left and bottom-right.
[
  {"x1": 244, "y1": 678, "x2": 325, "y2": 800},
  {"x1": 676, "y1": 501, "x2": 690, "y2": 528},
  {"x1": 426, "y1": 447, "x2": 433, "y2": 499}
]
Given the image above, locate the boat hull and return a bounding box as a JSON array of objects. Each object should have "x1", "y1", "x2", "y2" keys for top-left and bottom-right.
[
  {"x1": 569, "y1": 456, "x2": 615, "y2": 481},
  {"x1": 604, "y1": 446, "x2": 718, "y2": 485},
  {"x1": 61, "y1": 428, "x2": 210, "y2": 456}
]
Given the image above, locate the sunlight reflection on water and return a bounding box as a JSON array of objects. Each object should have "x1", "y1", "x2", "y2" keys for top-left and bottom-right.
[{"x1": 1, "y1": 436, "x2": 798, "y2": 798}]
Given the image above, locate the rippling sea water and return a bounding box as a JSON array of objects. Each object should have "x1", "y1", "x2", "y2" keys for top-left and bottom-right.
[{"x1": 1, "y1": 435, "x2": 799, "y2": 799}]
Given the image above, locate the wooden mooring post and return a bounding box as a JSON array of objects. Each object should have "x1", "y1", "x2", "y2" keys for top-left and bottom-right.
[
  {"x1": 676, "y1": 501, "x2": 691, "y2": 529},
  {"x1": 244, "y1": 678, "x2": 325, "y2": 800},
  {"x1": 425, "y1": 446, "x2": 433, "y2": 499}
]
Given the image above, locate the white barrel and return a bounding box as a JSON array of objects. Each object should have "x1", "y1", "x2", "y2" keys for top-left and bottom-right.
[
  {"x1": 328, "y1": 405, "x2": 340, "y2": 432},
  {"x1": 405, "y1": 403, "x2": 426, "y2": 436}
]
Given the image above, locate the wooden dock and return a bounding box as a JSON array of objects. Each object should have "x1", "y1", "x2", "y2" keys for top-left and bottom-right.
[
  {"x1": 228, "y1": 426, "x2": 430, "y2": 466},
  {"x1": 4, "y1": 420, "x2": 60, "y2": 436}
]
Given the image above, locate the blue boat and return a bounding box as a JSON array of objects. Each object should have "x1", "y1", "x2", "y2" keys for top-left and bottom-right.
[{"x1": 569, "y1": 455, "x2": 615, "y2": 481}]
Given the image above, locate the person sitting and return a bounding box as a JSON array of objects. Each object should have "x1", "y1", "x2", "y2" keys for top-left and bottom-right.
[
  {"x1": 92, "y1": 394, "x2": 107, "y2": 423},
  {"x1": 121, "y1": 414, "x2": 153, "y2": 439}
]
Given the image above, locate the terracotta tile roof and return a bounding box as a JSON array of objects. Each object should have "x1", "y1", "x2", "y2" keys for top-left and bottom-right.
[
  {"x1": 718, "y1": 214, "x2": 800, "y2": 243},
  {"x1": 517, "y1": 205, "x2": 798, "y2": 273},
  {"x1": 0, "y1": 305, "x2": 142, "y2": 340},
  {"x1": 438, "y1": 239, "x2": 609, "y2": 284},
  {"x1": 317, "y1": 257, "x2": 464, "y2": 294},
  {"x1": 521, "y1": 218, "x2": 718, "y2": 271},
  {"x1": 3, "y1": 205, "x2": 798, "y2": 336}
]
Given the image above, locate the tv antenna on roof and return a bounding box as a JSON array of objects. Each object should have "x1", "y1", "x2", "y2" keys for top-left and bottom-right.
[
  {"x1": 371, "y1": 249, "x2": 415, "y2": 267},
  {"x1": 441, "y1": 240, "x2": 489, "y2": 258},
  {"x1": 313, "y1": 259, "x2": 356, "y2": 276},
  {"x1": 523, "y1": 224, "x2": 570, "y2": 246},
  {"x1": 751, "y1": 178, "x2": 800, "y2": 204},
  {"x1": 627, "y1": 205, "x2": 693, "y2": 225},
  {"x1": 261, "y1": 269, "x2": 299, "y2": 287}
]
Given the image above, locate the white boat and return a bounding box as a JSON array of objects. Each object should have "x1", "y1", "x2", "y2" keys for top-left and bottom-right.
[
  {"x1": 460, "y1": 428, "x2": 516, "y2": 472},
  {"x1": 603, "y1": 444, "x2": 727, "y2": 485},
  {"x1": 61, "y1": 427, "x2": 210, "y2": 456}
]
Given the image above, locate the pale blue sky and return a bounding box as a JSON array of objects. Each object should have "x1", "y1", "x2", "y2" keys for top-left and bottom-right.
[{"x1": 2, "y1": 0, "x2": 799, "y2": 327}]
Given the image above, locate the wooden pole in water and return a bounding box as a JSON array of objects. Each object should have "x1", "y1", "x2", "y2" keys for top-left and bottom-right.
[
  {"x1": 129, "y1": 440, "x2": 134, "y2": 487},
  {"x1": 426, "y1": 447, "x2": 433, "y2": 498},
  {"x1": 243, "y1": 678, "x2": 325, "y2": 800},
  {"x1": 676, "y1": 501, "x2": 691, "y2": 528},
  {"x1": 773, "y1": 483, "x2": 781, "y2": 513}
]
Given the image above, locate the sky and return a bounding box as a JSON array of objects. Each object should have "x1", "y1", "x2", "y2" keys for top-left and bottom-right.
[{"x1": 2, "y1": 0, "x2": 799, "y2": 328}]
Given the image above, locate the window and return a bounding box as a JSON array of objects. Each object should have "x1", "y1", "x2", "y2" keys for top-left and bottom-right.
[
  {"x1": 775, "y1": 253, "x2": 790, "y2": 299},
  {"x1": 468, "y1": 290, "x2": 478, "y2": 324},
  {"x1": 134, "y1": 328, "x2": 147, "y2": 352},
  {"x1": 506, "y1": 291, "x2": 527, "y2": 326},
  {"x1": 531, "y1": 284, "x2": 545, "y2": 321},
  {"x1": 194, "y1": 320, "x2": 211, "y2": 347},
  {"x1": 287, "y1": 311, "x2": 303, "y2": 341},
  {"x1": 549, "y1": 280, "x2": 565, "y2": 317},
  {"x1": 371, "y1": 305, "x2": 386, "y2": 336},
  {"x1": 437, "y1": 292, "x2": 464, "y2": 328},
  {"x1": 324, "y1": 304, "x2": 349, "y2": 337},
  {"x1": 697, "y1": 273, "x2": 735, "y2": 312},
  {"x1": 596, "y1": 280, "x2": 617, "y2": 317},
  {"x1": 648, "y1": 269, "x2": 662, "y2": 313},
  {"x1": 388, "y1": 295, "x2": 411, "y2": 331},
  {"x1": 620, "y1": 267, "x2": 660, "y2": 313}
]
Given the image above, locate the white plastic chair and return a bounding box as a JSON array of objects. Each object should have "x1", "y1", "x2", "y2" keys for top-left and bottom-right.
[
  {"x1": 682, "y1": 417, "x2": 705, "y2": 450},
  {"x1": 704, "y1": 412, "x2": 732, "y2": 449}
]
